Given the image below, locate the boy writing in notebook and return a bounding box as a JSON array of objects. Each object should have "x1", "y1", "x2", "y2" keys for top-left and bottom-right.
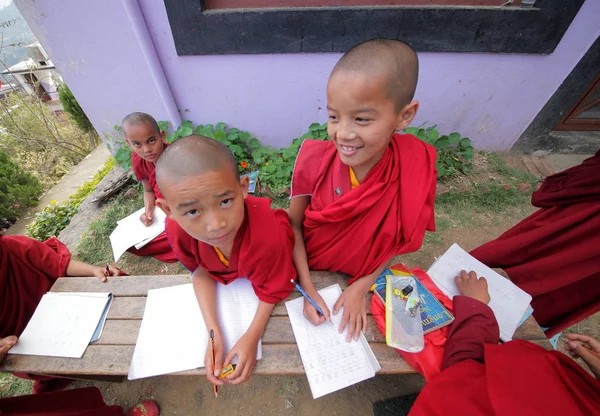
[
  {"x1": 155, "y1": 136, "x2": 295, "y2": 386},
  {"x1": 122, "y1": 112, "x2": 176, "y2": 263},
  {"x1": 408, "y1": 271, "x2": 600, "y2": 415},
  {"x1": 290, "y1": 38, "x2": 437, "y2": 340}
]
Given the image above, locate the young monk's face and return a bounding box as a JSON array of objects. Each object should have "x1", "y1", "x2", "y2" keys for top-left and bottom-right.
[
  {"x1": 158, "y1": 168, "x2": 249, "y2": 250},
  {"x1": 326, "y1": 70, "x2": 416, "y2": 174},
  {"x1": 124, "y1": 122, "x2": 167, "y2": 163}
]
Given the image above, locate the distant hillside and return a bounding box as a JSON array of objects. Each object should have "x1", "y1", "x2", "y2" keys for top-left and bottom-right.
[{"x1": 0, "y1": 1, "x2": 36, "y2": 83}]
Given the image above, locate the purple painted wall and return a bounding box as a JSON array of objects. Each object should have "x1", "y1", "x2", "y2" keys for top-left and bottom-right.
[{"x1": 15, "y1": 0, "x2": 600, "y2": 151}]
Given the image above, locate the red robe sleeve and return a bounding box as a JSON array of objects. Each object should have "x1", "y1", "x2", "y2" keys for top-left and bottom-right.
[
  {"x1": 0, "y1": 235, "x2": 71, "y2": 337},
  {"x1": 290, "y1": 140, "x2": 330, "y2": 198},
  {"x1": 165, "y1": 217, "x2": 199, "y2": 272},
  {"x1": 442, "y1": 296, "x2": 499, "y2": 369}
]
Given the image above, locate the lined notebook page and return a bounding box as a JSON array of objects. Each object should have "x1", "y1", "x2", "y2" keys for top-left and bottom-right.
[
  {"x1": 286, "y1": 284, "x2": 380, "y2": 399},
  {"x1": 128, "y1": 279, "x2": 261, "y2": 380},
  {"x1": 427, "y1": 244, "x2": 532, "y2": 341}
]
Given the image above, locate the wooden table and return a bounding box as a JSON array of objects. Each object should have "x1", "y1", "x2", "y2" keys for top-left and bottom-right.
[{"x1": 0, "y1": 272, "x2": 551, "y2": 380}]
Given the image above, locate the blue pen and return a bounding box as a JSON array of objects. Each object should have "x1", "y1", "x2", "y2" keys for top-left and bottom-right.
[{"x1": 291, "y1": 279, "x2": 334, "y2": 325}]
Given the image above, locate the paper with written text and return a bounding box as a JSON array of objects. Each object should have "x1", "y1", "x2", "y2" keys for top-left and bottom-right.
[
  {"x1": 8, "y1": 292, "x2": 111, "y2": 358},
  {"x1": 427, "y1": 243, "x2": 532, "y2": 342},
  {"x1": 110, "y1": 207, "x2": 166, "y2": 261},
  {"x1": 128, "y1": 279, "x2": 262, "y2": 380},
  {"x1": 286, "y1": 284, "x2": 381, "y2": 399}
]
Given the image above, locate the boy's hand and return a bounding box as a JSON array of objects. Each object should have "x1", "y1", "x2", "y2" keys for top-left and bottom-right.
[
  {"x1": 223, "y1": 332, "x2": 259, "y2": 385},
  {"x1": 565, "y1": 333, "x2": 600, "y2": 379},
  {"x1": 333, "y1": 282, "x2": 368, "y2": 342},
  {"x1": 139, "y1": 211, "x2": 154, "y2": 227},
  {"x1": 455, "y1": 270, "x2": 490, "y2": 304},
  {"x1": 91, "y1": 265, "x2": 122, "y2": 282},
  {"x1": 303, "y1": 290, "x2": 331, "y2": 326},
  {"x1": 204, "y1": 329, "x2": 225, "y2": 387},
  {"x1": 0, "y1": 336, "x2": 17, "y2": 364}
]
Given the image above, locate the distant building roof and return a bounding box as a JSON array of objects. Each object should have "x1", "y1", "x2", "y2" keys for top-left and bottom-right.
[{"x1": 1, "y1": 58, "x2": 55, "y2": 75}]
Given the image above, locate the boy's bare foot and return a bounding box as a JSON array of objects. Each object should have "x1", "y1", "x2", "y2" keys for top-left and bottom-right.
[{"x1": 455, "y1": 270, "x2": 491, "y2": 304}]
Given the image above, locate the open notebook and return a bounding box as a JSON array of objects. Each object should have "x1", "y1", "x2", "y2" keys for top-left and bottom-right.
[
  {"x1": 128, "y1": 279, "x2": 262, "y2": 380},
  {"x1": 286, "y1": 284, "x2": 381, "y2": 399},
  {"x1": 9, "y1": 292, "x2": 113, "y2": 358},
  {"x1": 109, "y1": 206, "x2": 166, "y2": 262},
  {"x1": 427, "y1": 244, "x2": 532, "y2": 342}
]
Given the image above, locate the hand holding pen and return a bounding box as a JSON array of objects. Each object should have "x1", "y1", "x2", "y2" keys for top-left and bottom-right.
[{"x1": 291, "y1": 279, "x2": 333, "y2": 326}]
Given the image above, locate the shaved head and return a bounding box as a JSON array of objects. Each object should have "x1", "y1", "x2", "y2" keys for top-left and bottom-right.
[
  {"x1": 332, "y1": 38, "x2": 418, "y2": 111},
  {"x1": 122, "y1": 112, "x2": 161, "y2": 136},
  {"x1": 156, "y1": 135, "x2": 239, "y2": 194}
]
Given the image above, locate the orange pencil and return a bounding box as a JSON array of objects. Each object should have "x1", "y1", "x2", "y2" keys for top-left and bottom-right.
[
  {"x1": 210, "y1": 329, "x2": 218, "y2": 398},
  {"x1": 582, "y1": 345, "x2": 600, "y2": 360}
]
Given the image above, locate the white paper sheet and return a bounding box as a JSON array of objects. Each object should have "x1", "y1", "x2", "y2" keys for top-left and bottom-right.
[
  {"x1": 8, "y1": 292, "x2": 112, "y2": 358},
  {"x1": 109, "y1": 207, "x2": 166, "y2": 261},
  {"x1": 426, "y1": 243, "x2": 532, "y2": 342},
  {"x1": 128, "y1": 279, "x2": 262, "y2": 380},
  {"x1": 286, "y1": 284, "x2": 381, "y2": 399}
]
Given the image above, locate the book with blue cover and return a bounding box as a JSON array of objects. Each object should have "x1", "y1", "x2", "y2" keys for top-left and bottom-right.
[{"x1": 372, "y1": 267, "x2": 454, "y2": 334}]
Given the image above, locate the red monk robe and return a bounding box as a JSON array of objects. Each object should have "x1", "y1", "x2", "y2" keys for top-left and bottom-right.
[
  {"x1": 166, "y1": 196, "x2": 295, "y2": 303},
  {"x1": 0, "y1": 235, "x2": 70, "y2": 338},
  {"x1": 470, "y1": 150, "x2": 600, "y2": 337},
  {"x1": 127, "y1": 144, "x2": 178, "y2": 263},
  {"x1": 0, "y1": 387, "x2": 124, "y2": 416},
  {"x1": 409, "y1": 296, "x2": 600, "y2": 416},
  {"x1": 291, "y1": 134, "x2": 437, "y2": 283}
]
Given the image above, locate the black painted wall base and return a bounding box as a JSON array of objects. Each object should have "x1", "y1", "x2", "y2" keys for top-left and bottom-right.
[{"x1": 512, "y1": 36, "x2": 600, "y2": 154}]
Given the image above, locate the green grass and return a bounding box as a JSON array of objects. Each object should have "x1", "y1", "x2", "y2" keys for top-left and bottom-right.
[
  {"x1": 75, "y1": 192, "x2": 144, "y2": 265},
  {"x1": 0, "y1": 373, "x2": 32, "y2": 398},
  {"x1": 270, "y1": 194, "x2": 290, "y2": 210},
  {"x1": 485, "y1": 152, "x2": 539, "y2": 185}
]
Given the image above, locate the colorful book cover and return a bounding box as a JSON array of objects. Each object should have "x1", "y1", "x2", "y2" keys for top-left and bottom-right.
[{"x1": 371, "y1": 268, "x2": 454, "y2": 334}]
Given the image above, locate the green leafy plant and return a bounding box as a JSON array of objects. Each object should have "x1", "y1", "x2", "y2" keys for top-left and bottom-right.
[
  {"x1": 25, "y1": 158, "x2": 115, "y2": 241},
  {"x1": 57, "y1": 83, "x2": 95, "y2": 133},
  {"x1": 0, "y1": 150, "x2": 43, "y2": 222},
  {"x1": 405, "y1": 124, "x2": 474, "y2": 178},
  {"x1": 110, "y1": 120, "x2": 329, "y2": 195}
]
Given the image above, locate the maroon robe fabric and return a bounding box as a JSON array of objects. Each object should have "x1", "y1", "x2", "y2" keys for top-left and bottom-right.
[
  {"x1": 166, "y1": 196, "x2": 296, "y2": 303},
  {"x1": 409, "y1": 296, "x2": 600, "y2": 416},
  {"x1": 470, "y1": 150, "x2": 600, "y2": 336},
  {"x1": 0, "y1": 387, "x2": 123, "y2": 415},
  {"x1": 0, "y1": 235, "x2": 70, "y2": 338},
  {"x1": 128, "y1": 143, "x2": 177, "y2": 263},
  {"x1": 291, "y1": 134, "x2": 437, "y2": 283}
]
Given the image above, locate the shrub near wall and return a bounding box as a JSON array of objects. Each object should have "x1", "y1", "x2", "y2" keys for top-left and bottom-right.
[{"x1": 0, "y1": 150, "x2": 43, "y2": 223}]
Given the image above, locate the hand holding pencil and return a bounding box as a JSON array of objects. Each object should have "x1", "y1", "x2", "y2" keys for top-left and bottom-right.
[
  {"x1": 565, "y1": 333, "x2": 600, "y2": 379},
  {"x1": 292, "y1": 279, "x2": 333, "y2": 326}
]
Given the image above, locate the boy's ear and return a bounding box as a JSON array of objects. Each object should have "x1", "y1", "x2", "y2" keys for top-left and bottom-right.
[
  {"x1": 155, "y1": 198, "x2": 172, "y2": 218},
  {"x1": 240, "y1": 175, "x2": 250, "y2": 199},
  {"x1": 395, "y1": 101, "x2": 419, "y2": 132},
  {"x1": 160, "y1": 130, "x2": 167, "y2": 143}
]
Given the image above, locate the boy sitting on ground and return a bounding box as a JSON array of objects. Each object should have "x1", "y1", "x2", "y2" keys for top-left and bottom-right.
[
  {"x1": 156, "y1": 135, "x2": 295, "y2": 386},
  {"x1": 121, "y1": 112, "x2": 176, "y2": 263},
  {"x1": 290, "y1": 38, "x2": 437, "y2": 340}
]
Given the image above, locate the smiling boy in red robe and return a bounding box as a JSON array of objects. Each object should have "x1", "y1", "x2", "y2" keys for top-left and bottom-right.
[
  {"x1": 156, "y1": 136, "x2": 295, "y2": 387},
  {"x1": 122, "y1": 112, "x2": 176, "y2": 263},
  {"x1": 290, "y1": 39, "x2": 437, "y2": 340}
]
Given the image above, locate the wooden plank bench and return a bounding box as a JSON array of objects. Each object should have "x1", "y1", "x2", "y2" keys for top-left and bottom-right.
[{"x1": 0, "y1": 271, "x2": 551, "y2": 380}]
